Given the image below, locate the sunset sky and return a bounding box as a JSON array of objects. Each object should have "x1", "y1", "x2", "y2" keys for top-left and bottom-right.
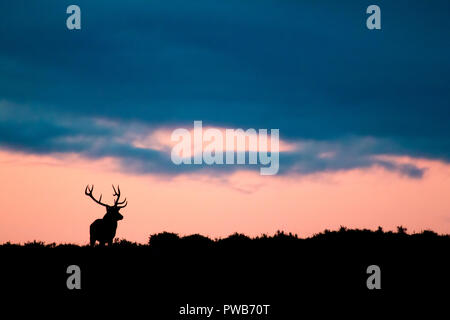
[{"x1": 1, "y1": 1, "x2": 450, "y2": 244}]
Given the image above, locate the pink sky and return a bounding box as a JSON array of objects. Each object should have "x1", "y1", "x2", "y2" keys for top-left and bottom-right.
[{"x1": 0, "y1": 149, "x2": 449, "y2": 244}]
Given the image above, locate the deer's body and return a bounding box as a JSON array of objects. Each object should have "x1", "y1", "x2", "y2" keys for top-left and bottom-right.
[
  {"x1": 90, "y1": 215, "x2": 120, "y2": 246},
  {"x1": 85, "y1": 185, "x2": 127, "y2": 246}
]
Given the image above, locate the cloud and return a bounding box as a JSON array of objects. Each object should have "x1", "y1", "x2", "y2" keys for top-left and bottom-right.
[
  {"x1": 0, "y1": 100, "x2": 426, "y2": 178},
  {"x1": 0, "y1": 1, "x2": 448, "y2": 178}
]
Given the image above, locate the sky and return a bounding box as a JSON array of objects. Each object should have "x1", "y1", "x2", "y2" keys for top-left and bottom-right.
[{"x1": 0, "y1": 1, "x2": 449, "y2": 244}]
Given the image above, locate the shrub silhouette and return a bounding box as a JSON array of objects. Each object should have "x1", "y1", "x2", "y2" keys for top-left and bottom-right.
[
  {"x1": 181, "y1": 234, "x2": 214, "y2": 247},
  {"x1": 113, "y1": 238, "x2": 142, "y2": 248},
  {"x1": 397, "y1": 225, "x2": 408, "y2": 234},
  {"x1": 220, "y1": 232, "x2": 251, "y2": 243},
  {"x1": 2, "y1": 226, "x2": 448, "y2": 249},
  {"x1": 148, "y1": 232, "x2": 180, "y2": 248},
  {"x1": 23, "y1": 241, "x2": 46, "y2": 248}
]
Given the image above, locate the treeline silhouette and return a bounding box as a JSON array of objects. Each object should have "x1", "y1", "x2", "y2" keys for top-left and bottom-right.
[{"x1": 1, "y1": 226, "x2": 447, "y2": 248}]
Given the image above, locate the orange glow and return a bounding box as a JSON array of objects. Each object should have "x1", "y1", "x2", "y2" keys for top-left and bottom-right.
[{"x1": 0, "y1": 150, "x2": 449, "y2": 244}]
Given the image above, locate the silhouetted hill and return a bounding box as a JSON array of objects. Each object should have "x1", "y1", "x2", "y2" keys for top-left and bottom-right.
[{"x1": 1, "y1": 227, "x2": 448, "y2": 316}]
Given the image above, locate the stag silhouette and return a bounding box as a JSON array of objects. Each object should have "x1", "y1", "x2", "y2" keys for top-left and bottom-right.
[{"x1": 85, "y1": 185, "x2": 128, "y2": 246}]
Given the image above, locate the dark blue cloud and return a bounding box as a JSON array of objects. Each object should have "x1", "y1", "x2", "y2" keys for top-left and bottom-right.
[{"x1": 0, "y1": 1, "x2": 448, "y2": 177}]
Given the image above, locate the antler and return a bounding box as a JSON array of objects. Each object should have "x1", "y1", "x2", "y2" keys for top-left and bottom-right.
[
  {"x1": 112, "y1": 185, "x2": 128, "y2": 208},
  {"x1": 85, "y1": 185, "x2": 108, "y2": 207}
]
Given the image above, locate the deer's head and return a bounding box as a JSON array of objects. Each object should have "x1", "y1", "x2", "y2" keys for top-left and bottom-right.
[{"x1": 85, "y1": 185, "x2": 127, "y2": 221}]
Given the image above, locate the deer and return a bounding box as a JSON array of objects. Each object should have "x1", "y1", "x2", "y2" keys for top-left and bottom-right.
[{"x1": 85, "y1": 185, "x2": 128, "y2": 246}]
